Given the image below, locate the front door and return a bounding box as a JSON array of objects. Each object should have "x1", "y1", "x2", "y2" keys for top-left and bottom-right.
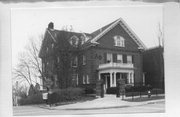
[{"x1": 116, "y1": 73, "x2": 128, "y2": 84}]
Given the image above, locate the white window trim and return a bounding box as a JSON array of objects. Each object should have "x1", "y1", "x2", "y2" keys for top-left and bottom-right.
[
  {"x1": 107, "y1": 53, "x2": 112, "y2": 63},
  {"x1": 86, "y1": 75, "x2": 89, "y2": 84},
  {"x1": 51, "y1": 43, "x2": 54, "y2": 49},
  {"x1": 70, "y1": 35, "x2": 79, "y2": 47},
  {"x1": 127, "y1": 55, "x2": 132, "y2": 64},
  {"x1": 46, "y1": 47, "x2": 49, "y2": 53},
  {"x1": 117, "y1": 54, "x2": 123, "y2": 63},
  {"x1": 76, "y1": 74, "x2": 79, "y2": 85},
  {"x1": 83, "y1": 55, "x2": 86, "y2": 65},
  {"x1": 42, "y1": 62, "x2": 45, "y2": 72},
  {"x1": 83, "y1": 75, "x2": 86, "y2": 84},
  {"x1": 114, "y1": 36, "x2": 125, "y2": 47}
]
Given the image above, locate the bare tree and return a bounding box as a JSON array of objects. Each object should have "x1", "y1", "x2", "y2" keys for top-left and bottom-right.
[
  {"x1": 13, "y1": 35, "x2": 44, "y2": 87},
  {"x1": 157, "y1": 22, "x2": 164, "y2": 47}
]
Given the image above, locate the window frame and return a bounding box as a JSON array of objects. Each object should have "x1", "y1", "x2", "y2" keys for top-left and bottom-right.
[
  {"x1": 83, "y1": 75, "x2": 86, "y2": 84},
  {"x1": 117, "y1": 54, "x2": 123, "y2": 63},
  {"x1": 106, "y1": 53, "x2": 112, "y2": 63},
  {"x1": 86, "y1": 75, "x2": 89, "y2": 84},
  {"x1": 114, "y1": 35, "x2": 125, "y2": 47},
  {"x1": 71, "y1": 56, "x2": 78, "y2": 67},
  {"x1": 127, "y1": 55, "x2": 133, "y2": 64},
  {"x1": 82, "y1": 55, "x2": 86, "y2": 65}
]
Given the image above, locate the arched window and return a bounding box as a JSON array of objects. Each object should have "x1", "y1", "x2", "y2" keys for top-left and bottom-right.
[{"x1": 114, "y1": 35, "x2": 125, "y2": 47}]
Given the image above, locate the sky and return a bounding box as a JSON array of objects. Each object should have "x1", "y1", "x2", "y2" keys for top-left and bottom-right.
[{"x1": 11, "y1": 5, "x2": 163, "y2": 67}]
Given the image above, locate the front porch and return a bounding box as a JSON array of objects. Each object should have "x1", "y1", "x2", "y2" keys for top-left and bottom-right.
[{"x1": 98, "y1": 62, "x2": 134, "y2": 93}]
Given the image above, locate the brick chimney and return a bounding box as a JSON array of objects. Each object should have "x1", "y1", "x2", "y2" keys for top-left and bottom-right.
[{"x1": 48, "y1": 22, "x2": 54, "y2": 29}]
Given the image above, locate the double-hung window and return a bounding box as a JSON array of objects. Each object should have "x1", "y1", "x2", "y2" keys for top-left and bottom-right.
[
  {"x1": 86, "y1": 75, "x2": 89, "y2": 84},
  {"x1": 127, "y1": 55, "x2": 133, "y2": 64},
  {"x1": 83, "y1": 55, "x2": 86, "y2": 65},
  {"x1": 72, "y1": 56, "x2": 78, "y2": 67},
  {"x1": 117, "y1": 54, "x2": 123, "y2": 63},
  {"x1": 107, "y1": 53, "x2": 112, "y2": 63},
  {"x1": 83, "y1": 75, "x2": 86, "y2": 84}
]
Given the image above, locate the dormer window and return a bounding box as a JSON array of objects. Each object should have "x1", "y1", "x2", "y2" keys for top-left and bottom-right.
[
  {"x1": 69, "y1": 35, "x2": 79, "y2": 47},
  {"x1": 80, "y1": 36, "x2": 85, "y2": 45},
  {"x1": 114, "y1": 35, "x2": 125, "y2": 47}
]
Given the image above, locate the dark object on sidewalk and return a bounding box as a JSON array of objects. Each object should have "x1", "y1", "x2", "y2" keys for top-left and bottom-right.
[
  {"x1": 116, "y1": 87, "x2": 120, "y2": 98},
  {"x1": 116, "y1": 80, "x2": 120, "y2": 97},
  {"x1": 116, "y1": 79, "x2": 126, "y2": 100},
  {"x1": 148, "y1": 90, "x2": 151, "y2": 98}
]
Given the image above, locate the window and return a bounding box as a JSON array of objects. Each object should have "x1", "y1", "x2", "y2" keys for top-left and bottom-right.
[
  {"x1": 87, "y1": 75, "x2": 89, "y2": 84},
  {"x1": 80, "y1": 36, "x2": 85, "y2": 45},
  {"x1": 70, "y1": 35, "x2": 79, "y2": 47},
  {"x1": 83, "y1": 55, "x2": 86, "y2": 65},
  {"x1": 127, "y1": 55, "x2": 132, "y2": 63},
  {"x1": 76, "y1": 74, "x2": 79, "y2": 85},
  {"x1": 117, "y1": 54, "x2": 123, "y2": 63},
  {"x1": 114, "y1": 35, "x2": 125, "y2": 47},
  {"x1": 72, "y1": 74, "x2": 78, "y2": 86},
  {"x1": 42, "y1": 62, "x2": 45, "y2": 72},
  {"x1": 107, "y1": 53, "x2": 112, "y2": 63},
  {"x1": 46, "y1": 47, "x2": 49, "y2": 53},
  {"x1": 72, "y1": 56, "x2": 78, "y2": 67},
  {"x1": 112, "y1": 74, "x2": 114, "y2": 84},
  {"x1": 83, "y1": 75, "x2": 86, "y2": 84},
  {"x1": 51, "y1": 43, "x2": 54, "y2": 49}
]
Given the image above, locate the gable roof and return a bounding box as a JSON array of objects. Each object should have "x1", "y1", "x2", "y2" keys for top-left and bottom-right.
[
  {"x1": 39, "y1": 18, "x2": 147, "y2": 57},
  {"x1": 89, "y1": 18, "x2": 147, "y2": 49}
]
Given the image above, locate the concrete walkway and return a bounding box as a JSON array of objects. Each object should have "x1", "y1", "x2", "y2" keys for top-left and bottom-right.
[{"x1": 42, "y1": 94, "x2": 165, "y2": 110}]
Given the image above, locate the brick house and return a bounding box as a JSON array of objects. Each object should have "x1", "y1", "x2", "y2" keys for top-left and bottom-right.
[
  {"x1": 39, "y1": 18, "x2": 147, "y2": 91},
  {"x1": 143, "y1": 46, "x2": 164, "y2": 89}
]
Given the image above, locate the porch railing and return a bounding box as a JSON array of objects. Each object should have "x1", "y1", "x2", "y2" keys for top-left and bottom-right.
[{"x1": 98, "y1": 62, "x2": 134, "y2": 69}]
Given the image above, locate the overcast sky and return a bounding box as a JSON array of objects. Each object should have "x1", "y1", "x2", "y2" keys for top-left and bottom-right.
[{"x1": 11, "y1": 5, "x2": 163, "y2": 67}]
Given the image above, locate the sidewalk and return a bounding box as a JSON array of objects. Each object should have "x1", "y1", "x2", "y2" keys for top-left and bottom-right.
[{"x1": 42, "y1": 94, "x2": 165, "y2": 110}]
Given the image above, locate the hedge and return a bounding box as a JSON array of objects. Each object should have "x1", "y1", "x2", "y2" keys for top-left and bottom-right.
[
  {"x1": 19, "y1": 93, "x2": 44, "y2": 105},
  {"x1": 52, "y1": 87, "x2": 85, "y2": 103},
  {"x1": 19, "y1": 87, "x2": 85, "y2": 105},
  {"x1": 78, "y1": 84, "x2": 96, "y2": 94}
]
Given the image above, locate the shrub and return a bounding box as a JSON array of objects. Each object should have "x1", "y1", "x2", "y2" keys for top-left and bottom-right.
[
  {"x1": 19, "y1": 87, "x2": 85, "y2": 105},
  {"x1": 151, "y1": 88, "x2": 164, "y2": 94},
  {"x1": 84, "y1": 87, "x2": 96, "y2": 94},
  {"x1": 106, "y1": 87, "x2": 117, "y2": 94},
  {"x1": 49, "y1": 87, "x2": 85, "y2": 103},
  {"x1": 125, "y1": 85, "x2": 151, "y2": 92},
  {"x1": 78, "y1": 84, "x2": 96, "y2": 94},
  {"x1": 19, "y1": 93, "x2": 44, "y2": 105}
]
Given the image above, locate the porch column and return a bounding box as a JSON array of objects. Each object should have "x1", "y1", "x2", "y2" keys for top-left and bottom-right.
[
  {"x1": 132, "y1": 72, "x2": 134, "y2": 86},
  {"x1": 99, "y1": 72, "x2": 101, "y2": 80},
  {"x1": 105, "y1": 75, "x2": 107, "y2": 89},
  {"x1": 110, "y1": 72, "x2": 113, "y2": 87},
  {"x1": 127, "y1": 72, "x2": 130, "y2": 84}
]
